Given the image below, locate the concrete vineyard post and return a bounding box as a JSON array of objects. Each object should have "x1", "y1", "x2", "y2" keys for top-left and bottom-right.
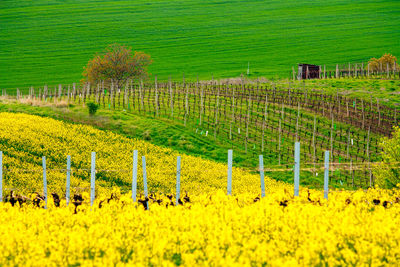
[
  {"x1": 67, "y1": 85, "x2": 70, "y2": 103},
  {"x1": 367, "y1": 127, "x2": 372, "y2": 187},
  {"x1": 259, "y1": 155, "x2": 266, "y2": 198},
  {"x1": 330, "y1": 115, "x2": 334, "y2": 161},
  {"x1": 42, "y1": 156, "x2": 47, "y2": 209},
  {"x1": 278, "y1": 118, "x2": 282, "y2": 165},
  {"x1": 229, "y1": 85, "x2": 235, "y2": 140},
  {"x1": 324, "y1": 151, "x2": 329, "y2": 200},
  {"x1": 169, "y1": 79, "x2": 173, "y2": 118},
  {"x1": 175, "y1": 156, "x2": 181, "y2": 206},
  {"x1": 294, "y1": 142, "x2": 300, "y2": 197},
  {"x1": 312, "y1": 116, "x2": 316, "y2": 175},
  {"x1": 142, "y1": 156, "x2": 149, "y2": 210},
  {"x1": 214, "y1": 84, "x2": 220, "y2": 139},
  {"x1": 377, "y1": 99, "x2": 381, "y2": 126},
  {"x1": 227, "y1": 150, "x2": 233, "y2": 196},
  {"x1": 295, "y1": 102, "x2": 300, "y2": 141},
  {"x1": 200, "y1": 84, "x2": 204, "y2": 126},
  {"x1": 140, "y1": 79, "x2": 144, "y2": 112},
  {"x1": 66, "y1": 155, "x2": 71, "y2": 206},
  {"x1": 155, "y1": 75, "x2": 159, "y2": 117},
  {"x1": 132, "y1": 150, "x2": 138, "y2": 202},
  {"x1": 0, "y1": 152, "x2": 2, "y2": 202},
  {"x1": 185, "y1": 84, "x2": 189, "y2": 127},
  {"x1": 262, "y1": 94, "x2": 268, "y2": 152},
  {"x1": 245, "y1": 97, "x2": 251, "y2": 153},
  {"x1": 90, "y1": 152, "x2": 96, "y2": 206}
]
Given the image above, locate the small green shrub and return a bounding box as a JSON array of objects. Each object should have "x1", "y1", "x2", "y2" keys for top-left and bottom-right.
[
  {"x1": 142, "y1": 130, "x2": 151, "y2": 141},
  {"x1": 87, "y1": 102, "x2": 99, "y2": 115},
  {"x1": 374, "y1": 127, "x2": 400, "y2": 188}
]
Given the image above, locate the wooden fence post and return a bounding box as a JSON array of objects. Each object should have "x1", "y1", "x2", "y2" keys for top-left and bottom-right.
[
  {"x1": 387, "y1": 62, "x2": 390, "y2": 78},
  {"x1": 42, "y1": 156, "x2": 47, "y2": 209},
  {"x1": 336, "y1": 64, "x2": 339, "y2": 78},
  {"x1": 66, "y1": 155, "x2": 71, "y2": 206},
  {"x1": 324, "y1": 151, "x2": 329, "y2": 199},
  {"x1": 292, "y1": 66, "x2": 295, "y2": 81},
  {"x1": 259, "y1": 155, "x2": 266, "y2": 198},
  {"x1": 227, "y1": 150, "x2": 233, "y2": 196},
  {"x1": 175, "y1": 156, "x2": 181, "y2": 206},
  {"x1": 132, "y1": 150, "x2": 138, "y2": 202},
  {"x1": 90, "y1": 152, "x2": 96, "y2": 206},
  {"x1": 294, "y1": 142, "x2": 300, "y2": 196},
  {"x1": 142, "y1": 156, "x2": 149, "y2": 210}
]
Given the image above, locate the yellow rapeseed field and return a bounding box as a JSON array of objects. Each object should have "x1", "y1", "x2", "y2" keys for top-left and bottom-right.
[
  {"x1": 1, "y1": 112, "x2": 399, "y2": 266},
  {"x1": 1, "y1": 188, "x2": 400, "y2": 266},
  {"x1": 0, "y1": 112, "x2": 283, "y2": 195}
]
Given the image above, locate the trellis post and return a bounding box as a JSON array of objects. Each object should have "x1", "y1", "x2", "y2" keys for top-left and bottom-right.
[
  {"x1": 175, "y1": 156, "x2": 181, "y2": 206},
  {"x1": 142, "y1": 156, "x2": 149, "y2": 210},
  {"x1": 294, "y1": 142, "x2": 300, "y2": 196},
  {"x1": 227, "y1": 150, "x2": 233, "y2": 195},
  {"x1": 66, "y1": 155, "x2": 71, "y2": 206},
  {"x1": 42, "y1": 156, "x2": 47, "y2": 209},
  {"x1": 90, "y1": 152, "x2": 96, "y2": 206},
  {"x1": 259, "y1": 155, "x2": 265, "y2": 198},
  {"x1": 132, "y1": 150, "x2": 138, "y2": 202},
  {"x1": 324, "y1": 151, "x2": 329, "y2": 199}
]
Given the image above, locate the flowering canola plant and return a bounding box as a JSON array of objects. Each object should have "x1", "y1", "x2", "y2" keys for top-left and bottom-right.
[
  {"x1": 1, "y1": 188, "x2": 400, "y2": 266},
  {"x1": 1, "y1": 113, "x2": 400, "y2": 266}
]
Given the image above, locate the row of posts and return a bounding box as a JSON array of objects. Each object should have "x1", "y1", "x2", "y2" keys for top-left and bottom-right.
[{"x1": 0, "y1": 142, "x2": 332, "y2": 209}]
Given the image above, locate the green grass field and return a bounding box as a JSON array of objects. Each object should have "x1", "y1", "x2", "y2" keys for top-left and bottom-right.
[{"x1": 1, "y1": 0, "x2": 399, "y2": 89}]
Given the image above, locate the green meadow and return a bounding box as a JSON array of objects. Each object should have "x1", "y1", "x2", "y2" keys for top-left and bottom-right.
[{"x1": 1, "y1": 0, "x2": 399, "y2": 89}]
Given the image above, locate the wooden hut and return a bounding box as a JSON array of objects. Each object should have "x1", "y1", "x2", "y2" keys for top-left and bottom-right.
[{"x1": 298, "y1": 64, "x2": 320, "y2": 80}]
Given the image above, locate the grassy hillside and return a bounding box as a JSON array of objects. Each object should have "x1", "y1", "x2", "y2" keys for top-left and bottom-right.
[
  {"x1": 1, "y1": 0, "x2": 399, "y2": 89},
  {"x1": 0, "y1": 97, "x2": 385, "y2": 189}
]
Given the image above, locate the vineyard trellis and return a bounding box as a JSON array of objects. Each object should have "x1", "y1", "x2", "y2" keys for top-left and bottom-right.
[
  {"x1": 1, "y1": 77, "x2": 398, "y2": 188},
  {"x1": 292, "y1": 62, "x2": 400, "y2": 80}
]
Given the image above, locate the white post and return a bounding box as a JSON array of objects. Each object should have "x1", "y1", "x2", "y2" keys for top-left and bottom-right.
[
  {"x1": 142, "y1": 156, "x2": 149, "y2": 210},
  {"x1": 66, "y1": 155, "x2": 71, "y2": 206},
  {"x1": 42, "y1": 156, "x2": 47, "y2": 209},
  {"x1": 259, "y1": 155, "x2": 265, "y2": 198},
  {"x1": 0, "y1": 151, "x2": 2, "y2": 202},
  {"x1": 175, "y1": 156, "x2": 181, "y2": 206},
  {"x1": 294, "y1": 142, "x2": 300, "y2": 196},
  {"x1": 227, "y1": 150, "x2": 233, "y2": 195},
  {"x1": 90, "y1": 152, "x2": 96, "y2": 206},
  {"x1": 132, "y1": 150, "x2": 138, "y2": 202},
  {"x1": 324, "y1": 151, "x2": 329, "y2": 199}
]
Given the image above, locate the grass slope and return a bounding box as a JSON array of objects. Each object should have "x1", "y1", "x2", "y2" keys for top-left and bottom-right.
[
  {"x1": 1, "y1": 0, "x2": 399, "y2": 89},
  {"x1": 0, "y1": 98, "x2": 384, "y2": 189}
]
